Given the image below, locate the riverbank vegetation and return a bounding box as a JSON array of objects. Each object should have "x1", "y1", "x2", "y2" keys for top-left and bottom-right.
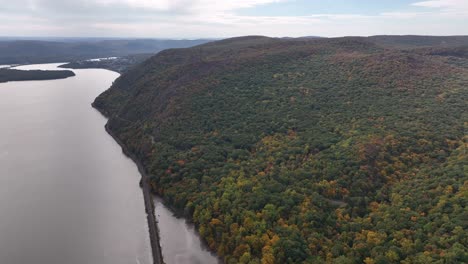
[{"x1": 94, "y1": 36, "x2": 468, "y2": 263}]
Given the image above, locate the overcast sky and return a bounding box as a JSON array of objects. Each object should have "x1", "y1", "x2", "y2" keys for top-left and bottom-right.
[{"x1": 0, "y1": 0, "x2": 467, "y2": 38}]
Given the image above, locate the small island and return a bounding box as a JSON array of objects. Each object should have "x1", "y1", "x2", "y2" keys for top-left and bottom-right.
[{"x1": 0, "y1": 68, "x2": 75, "y2": 83}]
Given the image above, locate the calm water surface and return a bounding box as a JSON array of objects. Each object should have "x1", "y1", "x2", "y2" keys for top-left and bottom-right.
[
  {"x1": 0, "y1": 63, "x2": 218, "y2": 264},
  {"x1": 154, "y1": 198, "x2": 219, "y2": 264}
]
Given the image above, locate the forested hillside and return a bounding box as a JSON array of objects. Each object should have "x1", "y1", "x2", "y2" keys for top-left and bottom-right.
[{"x1": 94, "y1": 36, "x2": 467, "y2": 263}]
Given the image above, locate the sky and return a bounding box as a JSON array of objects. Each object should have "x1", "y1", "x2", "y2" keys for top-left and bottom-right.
[{"x1": 0, "y1": 0, "x2": 467, "y2": 38}]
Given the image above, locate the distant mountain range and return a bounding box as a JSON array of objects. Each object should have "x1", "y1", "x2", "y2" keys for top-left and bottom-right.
[
  {"x1": 2, "y1": 35, "x2": 468, "y2": 65},
  {"x1": 0, "y1": 38, "x2": 213, "y2": 64}
]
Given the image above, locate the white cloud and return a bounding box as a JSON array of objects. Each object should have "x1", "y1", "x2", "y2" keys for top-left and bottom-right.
[
  {"x1": 412, "y1": 0, "x2": 468, "y2": 13},
  {"x1": 93, "y1": 0, "x2": 286, "y2": 12},
  {"x1": 0, "y1": 0, "x2": 466, "y2": 38},
  {"x1": 380, "y1": 12, "x2": 428, "y2": 19}
]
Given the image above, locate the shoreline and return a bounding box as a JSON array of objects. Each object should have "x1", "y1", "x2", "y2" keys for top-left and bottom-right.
[
  {"x1": 94, "y1": 105, "x2": 164, "y2": 264},
  {"x1": 92, "y1": 103, "x2": 223, "y2": 264},
  {"x1": 58, "y1": 64, "x2": 121, "y2": 74}
]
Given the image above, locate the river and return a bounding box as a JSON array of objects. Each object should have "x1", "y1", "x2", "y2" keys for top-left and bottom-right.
[{"x1": 0, "y1": 63, "x2": 219, "y2": 264}]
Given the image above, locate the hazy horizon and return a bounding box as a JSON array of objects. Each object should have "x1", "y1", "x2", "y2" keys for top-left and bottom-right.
[{"x1": 1, "y1": 34, "x2": 468, "y2": 42}]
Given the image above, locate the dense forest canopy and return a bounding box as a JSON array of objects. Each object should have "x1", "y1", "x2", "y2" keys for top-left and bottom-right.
[
  {"x1": 94, "y1": 36, "x2": 467, "y2": 263},
  {"x1": 0, "y1": 68, "x2": 75, "y2": 83}
]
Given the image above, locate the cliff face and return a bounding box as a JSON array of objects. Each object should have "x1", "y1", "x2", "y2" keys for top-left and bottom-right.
[{"x1": 94, "y1": 36, "x2": 468, "y2": 263}]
